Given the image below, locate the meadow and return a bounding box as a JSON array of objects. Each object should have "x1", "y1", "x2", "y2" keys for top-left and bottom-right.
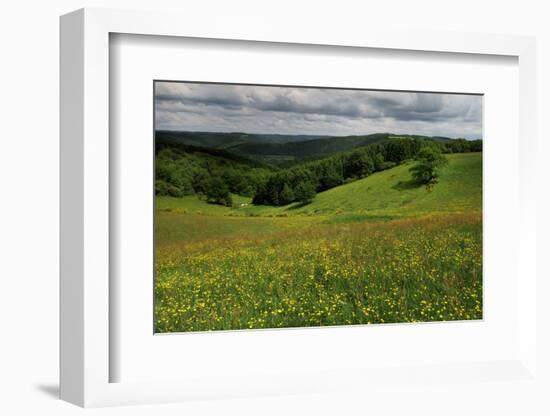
[{"x1": 155, "y1": 152, "x2": 483, "y2": 332}]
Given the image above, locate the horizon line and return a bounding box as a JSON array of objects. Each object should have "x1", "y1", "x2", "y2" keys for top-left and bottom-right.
[{"x1": 154, "y1": 128, "x2": 483, "y2": 141}]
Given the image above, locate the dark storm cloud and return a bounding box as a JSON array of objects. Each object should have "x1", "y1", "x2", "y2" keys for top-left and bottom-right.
[{"x1": 154, "y1": 82, "x2": 482, "y2": 139}]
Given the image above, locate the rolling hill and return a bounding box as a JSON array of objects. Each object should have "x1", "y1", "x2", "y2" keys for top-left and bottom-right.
[
  {"x1": 157, "y1": 152, "x2": 482, "y2": 221},
  {"x1": 156, "y1": 130, "x2": 459, "y2": 167},
  {"x1": 224, "y1": 133, "x2": 392, "y2": 165},
  {"x1": 155, "y1": 150, "x2": 483, "y2": 332},
  {"x1": 155, "y1": 130, "x2": 329, "y2": 149},
  {"x1": 279, "y1": 152, "x2": 482, "y2": 220}
]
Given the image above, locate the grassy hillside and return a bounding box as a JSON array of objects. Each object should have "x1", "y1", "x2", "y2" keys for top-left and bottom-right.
[
  {"x1": 157, "y1": 152, "x2": 482, "y2": 221},
  {"x1": 278, "y1": 152, "x2": 482, "y2": 219},
  {"x1": 155, "y1": 151, "x2": 482, "y2": 332}
]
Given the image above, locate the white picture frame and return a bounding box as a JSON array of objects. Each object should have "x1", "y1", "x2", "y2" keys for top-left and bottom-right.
[{"x1": 60, "y1": 7, "x2": 538, "y2": 408}]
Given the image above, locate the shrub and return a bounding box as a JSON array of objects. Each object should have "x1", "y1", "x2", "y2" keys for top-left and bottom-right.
[
  {"x1": 167, "y1": 184, "x2": 183, "y2": 197},
  {"x1": 155, "y1": 179, "x2": 170, "y2": 195}
]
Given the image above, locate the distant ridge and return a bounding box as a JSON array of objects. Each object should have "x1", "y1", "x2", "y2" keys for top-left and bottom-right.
[
  {"x1": 156, "y1": 130, "x2": 476, "y2": 167},
  {"x1": 155, "y1": 130, "x2": 329, "y2": 149}
]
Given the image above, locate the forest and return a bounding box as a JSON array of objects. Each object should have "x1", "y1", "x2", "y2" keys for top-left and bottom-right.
[{"x1": 155, "y1": 132, "x2": 482, "y2": 207}]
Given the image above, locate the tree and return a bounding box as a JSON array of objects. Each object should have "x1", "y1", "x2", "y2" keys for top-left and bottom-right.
[
  {"x1": 269, "y1": 185, "x2": 280, "y2": 206},
  {"x1": 279, "y1": 183, "x2": 295, "y2": 205},
  {"x1": 343, "y1": 150, "x2": 374, "y2": 178},
  {"x1": 385, "y1": 138, "x2": 416, "y2": 162},
  {"x1": 294, "y1": 181, "x2": 316, "y2": 204},
  {"x1": 252, "y1": 181, "x2": 269, "y2": 205},
  {"x1": 409, "y1": 146, "x2": 447, "y2": 189},
  {"x1": 319, "y1": 160, "x2": 343, "y2": 190},
  {"x1": 204, "y1": 177, "x2": 233, "y2": 206},
  {"x1": 469, "y1": 140, "x2": 483, "y2": 152},
  {"x1": 373, "y1": 152, "x2": 385, "y2": 171}
]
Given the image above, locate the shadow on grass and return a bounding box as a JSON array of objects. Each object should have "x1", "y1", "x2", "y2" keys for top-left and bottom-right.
[
  {"x1": 285, "y1": 201, "x2": 312, "y2": 211},
  {"x1": 392, "y1": 179, "x2": 423, "y2": 191}
]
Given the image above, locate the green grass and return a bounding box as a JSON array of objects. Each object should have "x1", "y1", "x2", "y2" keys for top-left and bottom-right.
[
  {"x1": 283, "y1": 152, "x2": 482, "y2": 218},
  {"x1": 157, "y1": 193, "x2": 251, "y2": 215},
  {"x1": 156, "y1": 210, "x2": 322, "y2": 243},
  {"x1": 155, "y1": 152, "x2": 483, "y2": 332},
  {"x1": 155, "y1": 213, "x2": 482, "y2": 332},
  {"x1": 157, "y1": 153, "x2": 482, "y2": 220}
]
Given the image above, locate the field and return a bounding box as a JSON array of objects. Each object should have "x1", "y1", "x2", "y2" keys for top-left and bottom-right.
[{"x1": 155, "y1": 152, "x2": 483, "y2": 332}]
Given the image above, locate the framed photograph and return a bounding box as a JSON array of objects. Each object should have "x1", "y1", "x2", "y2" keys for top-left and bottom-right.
[
  {"x1": 153, "y1": 81, "x2": 483, "y2": 333},
  {"x1": 60, "y1": 8, "x2": 539, "y2": 408}
]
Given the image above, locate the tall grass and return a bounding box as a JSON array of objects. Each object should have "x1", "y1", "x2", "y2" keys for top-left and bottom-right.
[{"x1": 155, "y1": 213, "x2": 482, "y2": 332}]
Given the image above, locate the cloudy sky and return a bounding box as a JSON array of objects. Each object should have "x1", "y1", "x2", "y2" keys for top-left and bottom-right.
[{"x1": 155, "y1": 82, "x2": 482, "y2": 139}]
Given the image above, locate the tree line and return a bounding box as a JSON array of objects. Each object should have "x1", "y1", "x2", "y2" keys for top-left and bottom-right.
[
  {"x1": 253, "y1": 137, "x2": 481, "y2": 206},
  {"x1": 156, "y1": 136, "x2": 482, "y2": 207},
  {"x1": 155, "y1": 145, "x2": 271, "y2": 206}
]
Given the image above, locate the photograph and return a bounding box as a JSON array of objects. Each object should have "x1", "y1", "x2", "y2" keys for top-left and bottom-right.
[{"x1": 154, "y1": 81, "x2": 483, "y2": 333}]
